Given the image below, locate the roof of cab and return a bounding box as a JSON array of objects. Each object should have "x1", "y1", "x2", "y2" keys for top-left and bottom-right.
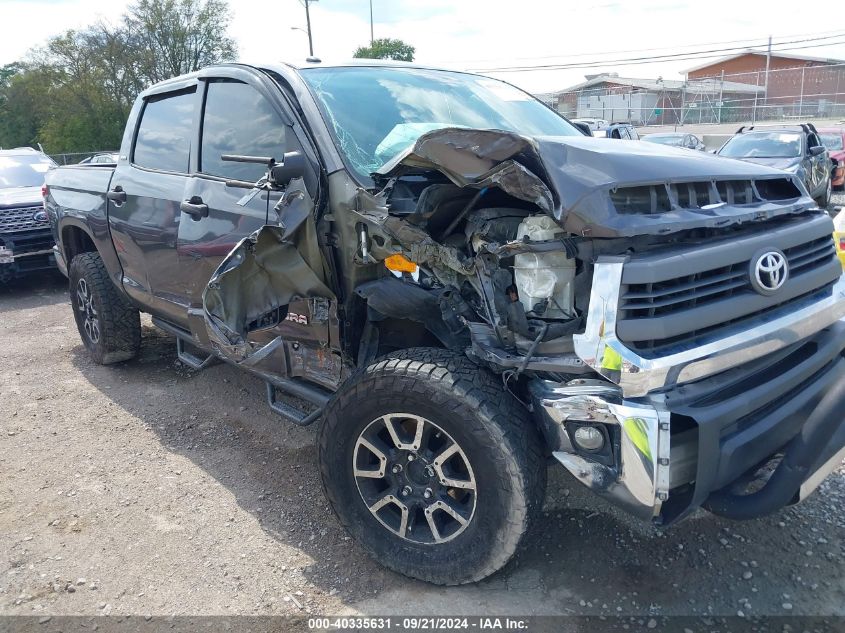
[{"x1": 140, "y1": 59, "x2": 491, "y2": 100}]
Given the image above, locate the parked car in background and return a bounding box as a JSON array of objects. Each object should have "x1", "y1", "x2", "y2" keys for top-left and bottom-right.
[
  {"x1": 571, "y1": 117, "x2": 607, "y2": 131},
  {"x1": 591, "y1": 121, "x2": 639, "y2": 140},
  {"x1": 642, "y1": 132, "x2": 706, "y2": 151},
  {"x1": 78, "y1": 152, "x2": 120, "y2": 165},
  {"x1": 818, "y1": 128, "x2": 845, "y2": 191},
  {"x1": 717, "y1": 124, "x2": 832, "y2": 208},
  {"x1": 0, "y1": 147, "x2": 57, "y2": 282}
]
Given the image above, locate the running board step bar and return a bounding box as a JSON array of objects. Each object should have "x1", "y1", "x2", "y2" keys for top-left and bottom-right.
[
  {"x1": 176, "y1": 337, "x2": 218, "y2": 370},
  {"x1": 152, "y1": 317, "x2": 218, "y2": 371},
  {"x1": 266, "y1": 382, "x2": 325, "y2": 426},
  {"x1": 265, "y1": 377, "x2": 332, "y2": 426},
  {"x1": 151, "y1": 316, "x2": 332, "y2": 426}
]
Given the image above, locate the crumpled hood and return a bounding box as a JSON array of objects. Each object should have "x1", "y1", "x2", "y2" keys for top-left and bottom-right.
[
  {"x1": 0, "y1": 186, "x2": 42, "y2": 208},
  {"x1": 378, "y1": 128, "x2": 816, "y2": 237}
]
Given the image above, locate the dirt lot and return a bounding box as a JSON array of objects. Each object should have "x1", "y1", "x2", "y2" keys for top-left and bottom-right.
[{"x1": 1, "y1": 212, "x2": 844, "y2": 622}]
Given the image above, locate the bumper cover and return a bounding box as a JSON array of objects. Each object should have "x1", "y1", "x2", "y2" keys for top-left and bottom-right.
[
  {"x1": 534, "y1": 321, "x2": 845, "y2": 523},
  {"x1": 0, "y1": 229, "x2": 57, "y2": 277}
]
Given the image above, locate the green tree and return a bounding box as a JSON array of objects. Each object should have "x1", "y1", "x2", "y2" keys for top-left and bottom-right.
[
  {"x1": 128, "y1": 0, "x2": 238, "y2": 84},
  {"x1": 0, "y1": 0, "x2": 238, "y2": 153},
  {"x1": 353, "y1": 38, "x2": 415, "y2": 62},
  {"x1": 0, "y1": 64, "x2": 51, "y2": 149}
]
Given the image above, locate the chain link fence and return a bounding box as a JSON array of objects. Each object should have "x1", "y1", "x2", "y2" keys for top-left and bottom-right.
[
  {"x1": 47, "y1": 151, "x2": 118, "y2": 165},
  {"x1": 552, "y1": 62, "x2": 845, "y2": 127}
]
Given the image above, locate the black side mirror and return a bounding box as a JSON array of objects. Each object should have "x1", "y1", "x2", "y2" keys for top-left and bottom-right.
[
  {"x1": 809, "y1": 145, "x2": 826, "y2": 157},
  {"x1": 572, "y1": 121, "x2": 593, "y2": 137},
  {"x1": 270, "y1": 151, "x2": 305, "y2": 184}
]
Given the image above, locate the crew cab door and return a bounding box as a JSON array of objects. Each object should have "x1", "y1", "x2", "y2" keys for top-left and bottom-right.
[
  {"x1": 178, "y1": 68, "x2": 338, "y2": 384},
  {"x1": 107, "y1": 81, "x2": 197, "y2": 325},
  {"x1": 178, "y1": 76, "x2": 287, "y2": 303}
]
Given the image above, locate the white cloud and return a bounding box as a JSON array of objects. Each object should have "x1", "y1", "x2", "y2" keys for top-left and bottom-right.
[
  {"x1": 3, "y1": 0, "x2": 844, "y2": 94},
  {"x1": 0, "y1": 0, "x2": 130, "y2": 63}
]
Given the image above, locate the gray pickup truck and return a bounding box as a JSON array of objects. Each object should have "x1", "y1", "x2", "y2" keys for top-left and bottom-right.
[{"x1": 46, "y1": 61, "x2": 845, "y2": 585}]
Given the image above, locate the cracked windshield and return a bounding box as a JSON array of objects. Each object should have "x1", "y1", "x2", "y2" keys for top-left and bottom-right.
[{"x1": 300, "y1": 66, "x2": 581, "y2": 179}]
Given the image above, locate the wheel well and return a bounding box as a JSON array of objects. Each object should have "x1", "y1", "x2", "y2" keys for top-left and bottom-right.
[
  {"x1": 62, "y1": 226, "x2": 97, "y2": 264},
  {"x1": 367, "y1": 317, "x2": 446, "y2": 360}
]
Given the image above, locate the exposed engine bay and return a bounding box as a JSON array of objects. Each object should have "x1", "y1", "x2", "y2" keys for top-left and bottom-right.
[
  {"x1": 342, "y1": 127, "x2": 819, "y2": 387},
  {"x1": 356, "y1": 177, "x2": 589, "y2": 373}
]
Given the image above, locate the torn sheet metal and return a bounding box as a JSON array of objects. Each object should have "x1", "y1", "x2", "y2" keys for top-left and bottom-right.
[
  {"x1": 377, "y1": 128, "x2": 554, "y2": 214},
  {"x1": 202, "y1": 223, "x2": 334, "y2": 364},
  {"x1": 376, "y1": 127, "x2": 818, "y2": 238}
]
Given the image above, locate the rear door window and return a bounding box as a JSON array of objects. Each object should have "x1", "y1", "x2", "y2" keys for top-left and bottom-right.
[
  {"x1": 200, "y1": 80, "x2": 287, "y2": 182},
  {"x1": 133, "y1": 89, "x2": 196, "y2": 173}
]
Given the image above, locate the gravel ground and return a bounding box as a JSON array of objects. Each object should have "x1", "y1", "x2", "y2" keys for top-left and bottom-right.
[{"x1": 1, "y1": 236, "x2": 843, "y2": 621}]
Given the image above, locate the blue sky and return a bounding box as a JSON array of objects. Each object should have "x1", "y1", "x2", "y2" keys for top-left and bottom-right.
[{"x1": 1, "y1": 0, "x2": 845, "y2": 93}]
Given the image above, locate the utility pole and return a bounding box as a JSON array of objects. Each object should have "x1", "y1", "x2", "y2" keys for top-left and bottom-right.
[
  {"x1": 752, "y1": 70, "x2": 760, "y2": 125},
  {"x1": 764, "y1": 35, "x2": 772, "y2": 105},
  {"x1": 304, "y1": 0, "x2": 316, "y2": 57},
  {"x1": 369, "y1": 0, "x2": 374, "y2": 45}
]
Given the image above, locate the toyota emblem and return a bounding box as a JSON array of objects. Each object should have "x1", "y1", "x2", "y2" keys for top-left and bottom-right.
[
  {"x1": 32, "y1": 210, "x2": 48, "y2": 223},
  {"x1": 750, "y1": 249, "x2": 788, "y2": 295}
]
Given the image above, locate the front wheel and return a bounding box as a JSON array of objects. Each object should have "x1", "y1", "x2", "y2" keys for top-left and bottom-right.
[{"x1": 317, "y1": 348, "x2": 546, "y2": 585}]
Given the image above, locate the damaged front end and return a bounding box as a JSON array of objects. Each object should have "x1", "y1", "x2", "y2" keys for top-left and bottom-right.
[
  {"x1": 203, "y1": 120, "x2": 844, "y2": 525},
  {"x1": 336, "y1": 126, "x2": 843, "y2": 524}
]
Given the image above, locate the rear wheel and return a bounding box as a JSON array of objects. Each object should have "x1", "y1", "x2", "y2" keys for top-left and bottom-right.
[
  {"x1": 317, "y1": 348, "x2": 546, "y2": 585},
  {"x1": 69, "y1": 252, "x2": 141, "y2": 364}
]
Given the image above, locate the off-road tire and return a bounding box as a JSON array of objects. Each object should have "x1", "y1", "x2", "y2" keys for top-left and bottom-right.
[
  {"x1": 69, "y1": 252, "x2": 141, "y2": 364},
  {"x1": 317, "y1": 348, "x2": 546, "y2": 585}
]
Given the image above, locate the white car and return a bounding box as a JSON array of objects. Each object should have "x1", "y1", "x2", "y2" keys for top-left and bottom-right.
[{"x1": 571, "y1": 118, "x2": 607, "y2": 131}]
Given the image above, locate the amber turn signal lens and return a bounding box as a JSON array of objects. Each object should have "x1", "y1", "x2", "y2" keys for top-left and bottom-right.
[{"x1": 384, "y1": 254, "x2": 418, "y2": 274}]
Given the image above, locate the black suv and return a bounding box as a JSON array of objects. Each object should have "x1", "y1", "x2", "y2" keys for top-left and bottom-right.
[
  {"x1": 717, "y1": 123, "x2": 832, "y2": 208},
  {"x1": 0, "y1": 147, "x2": 57, "y2": 281}
]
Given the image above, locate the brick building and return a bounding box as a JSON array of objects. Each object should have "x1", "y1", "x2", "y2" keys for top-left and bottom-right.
[{"x1": 683, "y1": 52, "x2": 845, "y2": 116}]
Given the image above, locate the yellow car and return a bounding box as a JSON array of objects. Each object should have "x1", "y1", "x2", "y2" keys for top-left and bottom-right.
[{"x1": 835, "y1": 209, "x2": 845, "y2": 269}]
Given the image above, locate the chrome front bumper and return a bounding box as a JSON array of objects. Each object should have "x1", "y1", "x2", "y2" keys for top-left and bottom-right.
[
  {"x1": 573, "y1": 258, "x2": 845, "y2": 398},
  {"x1": 534, "y1": 370, "x2": 845, "y2": 523},
  {"x1": 529, "y1": 380, "x2": 672, "y2": 520}
]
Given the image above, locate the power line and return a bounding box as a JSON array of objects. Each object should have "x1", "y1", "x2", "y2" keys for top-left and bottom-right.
[
  {"x1": 468, "y1": 33, "x2": 845, "y2": 72},
  {"x1": 468, "y1": 34, "x2": 845, "y2": 73},
  {"x1": 438, "y1": 28, "x2": 845, "y2": 66}
]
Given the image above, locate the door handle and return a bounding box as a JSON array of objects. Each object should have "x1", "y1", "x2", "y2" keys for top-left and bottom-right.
[
  {"x1": 180, "y1": 197, "x2": 209, "y2": 220},
  {"x1": 107, "y1": 186, "x2": 127, "y2": 204}
]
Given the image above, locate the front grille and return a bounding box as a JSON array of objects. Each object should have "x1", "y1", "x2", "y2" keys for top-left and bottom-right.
[
  {"x1": 0, "y1": 205, "x2": 48, "y2": 233},
  {"x1": 621, "y1": 236, "x2": 834, "y2": 318},
  {"x1": 611, "y1": 177, "x2": 801, "y2": 214},
  {"x1": 616, "y1": 215, "x2": 842, "y2": 355}
]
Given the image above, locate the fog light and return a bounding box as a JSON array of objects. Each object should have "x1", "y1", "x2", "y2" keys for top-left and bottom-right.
[{"x1": 573, "y1": 426, "x2": 605, "y2": 451}]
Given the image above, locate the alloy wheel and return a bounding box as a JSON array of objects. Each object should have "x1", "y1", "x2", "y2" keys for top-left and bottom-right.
[
  {"x1": 76, "y1": 278, "x2": 100, "y2": 344},
  {"x1": 353, "y1": 413, "x2": 477, "y2": 544}
]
